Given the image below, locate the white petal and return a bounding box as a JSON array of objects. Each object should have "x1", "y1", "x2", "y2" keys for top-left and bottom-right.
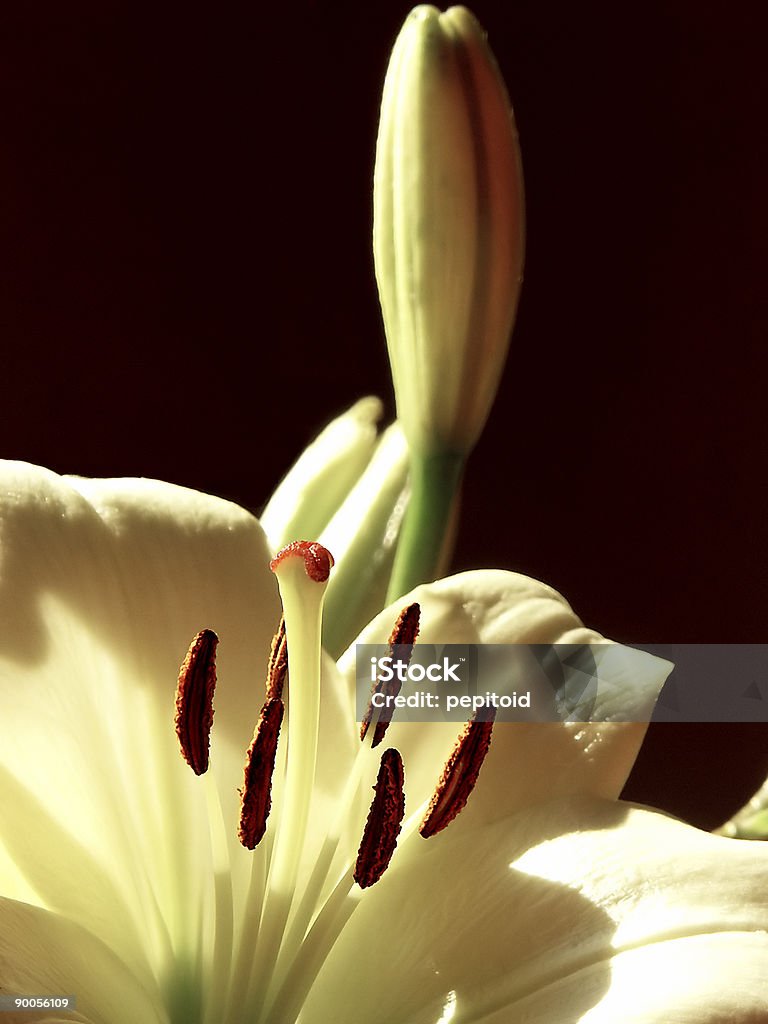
[
  {"x1": 304, "y1": 797, "x2": 768, "y2": 1024},
  {"x1": 0, "y1": 763, "x2": 155, "y2": 992},
  {"x1": 0, "y1": 897, "x2": 166, "y2": 1024},
  {"x1": 64, "y1": 471, "x2": 280, "y2": 750},
  {"x1": 340, "y1": 570, "x2": 671, "y2": 824},
  {"x1": 470, "y1": 933, "x2": 768, "y2": 1023},
  {"x1": 0, "y1": 462, "x2": 280, "y2": 975},
  {"x1": 0, "y1": 462, "x2": 279, "y2": 749}
]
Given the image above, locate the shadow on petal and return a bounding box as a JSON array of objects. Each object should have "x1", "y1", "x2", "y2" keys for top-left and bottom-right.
[{"x1": 303, "y1": 810, "x2": 623, "y2": 1023}]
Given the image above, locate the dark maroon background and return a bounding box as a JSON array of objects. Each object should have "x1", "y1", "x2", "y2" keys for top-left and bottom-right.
[{"x1": 1, "y1": 3, "x2": 767, "y2": 828}]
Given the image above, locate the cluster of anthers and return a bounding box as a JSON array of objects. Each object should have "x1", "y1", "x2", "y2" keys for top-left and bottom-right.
[{"x1": 174, "y1": 540, "x2": 495, "y2": 891}]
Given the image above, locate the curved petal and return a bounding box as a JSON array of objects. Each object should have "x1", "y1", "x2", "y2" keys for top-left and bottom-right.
[
  {"x1": 303, "y1": 797, "x2": 768, "y2": 1024},
  {"x1": 0, "y1": 765, "x2": 154, "y2": 993},
  {"x1": 0, "y1": 897, "x2": 166, "y2": 1024},
  {"x1": 339, "y1": 571, "x2": 671, "y2": 826},
  {"x1": 0, "y1": 462, "x2": 281, "y2": 977},
  {"x1": 65, "y1": 471, "x2": 280, "y2": 751},
  {"x1": 469, "y1": 933, "x2": 768, "y2": 1023},
  {"x1": 0, "y1": 462, "x2": 279, "y2": 751}
]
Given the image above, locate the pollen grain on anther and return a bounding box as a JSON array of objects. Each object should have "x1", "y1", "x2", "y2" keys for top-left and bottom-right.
[
  {"x1": 389, "y1": 602, "x2": 420, "y2": 648},
  {"x1": 174, "y1": 628, "x2": 218, "y2": 776},
  {"x1": 266, "y1": 617, "x2": 288, "y2": 701},
  {"x1": 354, "y1": 748, "x2": 406, "y2": 889},
  {"x1": 238, "y1": 697, "x2": 284, "y2": 849},
  {"x1": 419, "y1": 710, "x2": 495, "y2": 839},
  {"x1": 360, "y1": 602, "x2": 421, "y2": 747}
]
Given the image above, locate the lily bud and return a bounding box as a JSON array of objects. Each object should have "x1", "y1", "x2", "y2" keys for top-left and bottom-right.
[
  {"x1": 260, "y1": 397, "x2": 382, "y2": 552},
  {"x1": 374, "y1": 5, "x2": 524, "y2": 456}
]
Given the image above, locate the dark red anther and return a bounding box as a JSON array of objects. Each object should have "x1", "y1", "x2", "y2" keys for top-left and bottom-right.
[
  {"x1": 266, "y1": 617, "x2": 288, "y2": 701},
  {"x1": 238, "y1": 698, "x2": 284, "y2": 849},
  {"x1": 270, "y1": 541, "x2": 334, "y2": 582},
  {"x1": 354, "y1": 748, "x2": 406, "y2": 889},
  {"x1": 175, "y1": 629, "x2": 218, "y2": 776},
  {"x1": 419, "y1": 711, "x2": 496, "y2": 839},
  {"x1": 388, "y1": 602, "x2": 420, "y2": 647},
  {"x1": 360, "y1": 603, "x2": 421, "y2": 747}
]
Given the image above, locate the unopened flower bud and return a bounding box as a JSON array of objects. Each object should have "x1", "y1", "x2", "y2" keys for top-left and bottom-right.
[
  {"x1": 260, "y1": 397, "x2": 382, "y2": 552},
  {"x1": 374, "y1": 5, "x2": 524, "y2": 456}
]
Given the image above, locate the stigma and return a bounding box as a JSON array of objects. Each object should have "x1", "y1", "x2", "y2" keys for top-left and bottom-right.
[{"x1": 269, "y1": 539, "x2": 334, "y2": 582}]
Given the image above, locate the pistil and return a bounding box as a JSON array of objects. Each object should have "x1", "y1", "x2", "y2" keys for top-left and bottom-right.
[
  {"x1": 265, "y1": 541, "x2": 333, "y2": 892},
  {"x1": 245, "y1": 541, "x2": 333, "y2": 1017}
]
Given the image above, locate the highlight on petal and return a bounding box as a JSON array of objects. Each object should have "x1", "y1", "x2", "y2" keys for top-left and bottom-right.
[
  {"x1": 0, "y1": 764, "x2": 154, "y2": 992},
  {"x1": 339, "y1": 570, "x2": 672, "y2": 827},
  {"x1": 304, "y1": 796, "x2": 768, "y2": 1024}
]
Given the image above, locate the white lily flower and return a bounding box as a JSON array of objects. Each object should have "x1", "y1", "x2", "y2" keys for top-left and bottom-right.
[{"x1": 1, "y1": 461, "x2": 766, "y2": 1024}]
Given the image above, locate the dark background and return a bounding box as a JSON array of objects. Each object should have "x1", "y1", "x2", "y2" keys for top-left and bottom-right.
[{"x1": 1, "y1": 2, "x2": 767, "y2": 829}]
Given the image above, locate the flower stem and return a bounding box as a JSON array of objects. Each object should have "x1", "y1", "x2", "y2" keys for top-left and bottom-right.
[
  {"x1": 386, "y1": 450, "x2": 464, "y2": 603},
  {"x1": 715, "y1": 775, "x2": 768, "y2": 839}
]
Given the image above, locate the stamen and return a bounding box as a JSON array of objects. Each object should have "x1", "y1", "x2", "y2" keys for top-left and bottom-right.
[
  {"x1": 266, "y1": 617, "x2": 288, "y2": 701},
  {"x1": 236, "y1": 618, "x2": 289, "y2": 848},
  {"x1": 354, "y1": 748, "x2": 406, "y2": 889},
  {"x1": 238, "y1": 698, "x2": 284, "y2": 850},
  {"x1": 269, "y1": 540, "x2": 334, "y2": 582},
  {"x1": 174, "y1": 628, "x2": 218, "y2": 775},
  {"x1": 360, "y1": 602, "x2": 420, "y2": 747},
  {"x1": 419, "y1": 711, "x2": 496, "y2": 839}
]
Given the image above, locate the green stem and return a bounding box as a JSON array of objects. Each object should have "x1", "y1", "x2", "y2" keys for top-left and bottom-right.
[
  {"x1": 715, "y1": 776, "x2": 768, "y2": 839},
  {"x1": 386, "y1": 450, "x2": 465, "y2": 603}
]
